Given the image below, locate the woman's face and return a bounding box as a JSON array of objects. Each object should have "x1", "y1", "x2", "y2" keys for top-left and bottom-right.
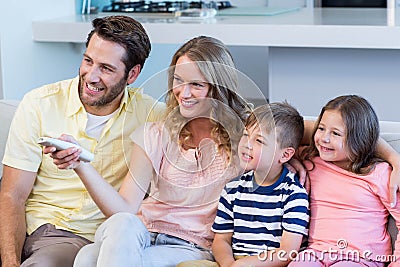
[{"x1": 172, "y1": 55, "x2": 211, "y2": 119}]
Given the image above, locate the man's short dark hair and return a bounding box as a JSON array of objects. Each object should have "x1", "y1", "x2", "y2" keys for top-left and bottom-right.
[{"x1": 87, "y1": 15, "x2": 151, "y2": 76}]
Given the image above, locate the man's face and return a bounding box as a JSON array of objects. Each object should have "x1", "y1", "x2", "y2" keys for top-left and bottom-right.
[{"x1": 79, "y1": 33, "x2": 128, "y2": 115}]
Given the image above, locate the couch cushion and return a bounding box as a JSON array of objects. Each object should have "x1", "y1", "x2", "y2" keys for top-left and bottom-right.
[
  {"x1": 380, "y1": 121, "x2": 400, "y2": 153},
  {"x1": 0, "y1": 100, "x2": 19, "y2": 178}
]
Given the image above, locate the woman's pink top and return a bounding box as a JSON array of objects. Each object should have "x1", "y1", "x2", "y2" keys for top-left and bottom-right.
[
  {"x1": 130, "y1": 122, "x2": 240, "y2": 249},
  {"x1": 307, "y1": 157, "x2": 400, "y2": 262}
]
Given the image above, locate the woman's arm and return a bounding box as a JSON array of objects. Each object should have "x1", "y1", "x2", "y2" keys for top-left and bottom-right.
[
  {"x1": 376, "y1": 137, "x2": 400, "y2": 207},
  {"x1": 51, "y1": 140, "x2": 152, "y2": 217},
  {"x1": 77, "y1": 143, "x2": 152, "y2": 217},
  {"x1": 378, "y1": 165, "x2": 400, "y2": 265}
]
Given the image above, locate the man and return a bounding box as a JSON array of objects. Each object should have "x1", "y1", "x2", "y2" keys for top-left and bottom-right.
[{"x1": 0, "y1": 15, "x2": 165, "y2": 266}]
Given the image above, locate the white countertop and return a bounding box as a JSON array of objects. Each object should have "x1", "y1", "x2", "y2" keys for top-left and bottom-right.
[{"x1": 32, "y1": 7, "x2": 400, "y2": 49}]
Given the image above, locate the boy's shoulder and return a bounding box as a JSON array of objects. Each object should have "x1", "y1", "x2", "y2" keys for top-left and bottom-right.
[
  {"x1": 223, "y1": 171, "x2": 254, "y2": 192},
  {"x1": 228, "y1": 170, "x2": 253, "y2": 183},
  {"x1": 277, "y1": 169, "x2": 309, "y2": 211},
  {"x1": 279, "y1": 167, "x2": 308, "y2": 194}
]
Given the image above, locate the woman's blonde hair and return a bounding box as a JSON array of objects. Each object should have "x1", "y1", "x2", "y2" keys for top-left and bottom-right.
[{"x1": 164, "y1": 36, "x2": 251, "y2": 162}]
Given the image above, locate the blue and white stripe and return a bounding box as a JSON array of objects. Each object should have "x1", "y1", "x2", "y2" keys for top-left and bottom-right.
[{"x1": 212, "y1": 167, "x2": 309, "y2": 256}]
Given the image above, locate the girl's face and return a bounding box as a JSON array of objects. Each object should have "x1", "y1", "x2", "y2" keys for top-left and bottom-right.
[
  {"x1": 314, "y1": 109, "x2": 350, "y2": 170},
  {"x1": 172, "y1": 55, "x2": 211, "y2": 119}
]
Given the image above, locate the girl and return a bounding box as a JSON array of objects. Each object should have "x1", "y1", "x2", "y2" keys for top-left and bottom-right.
[{"x1": 289, "y1": 95, "x2": 400, "y2": 267}]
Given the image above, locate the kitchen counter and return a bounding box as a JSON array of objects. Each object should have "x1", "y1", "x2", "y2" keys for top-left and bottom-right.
[
  {"x1": 31, "y1": 7, "x2": 400, "y2": 121},
  {"x1": 32, "y1": 7, "x2": 400, "y2": 49}
]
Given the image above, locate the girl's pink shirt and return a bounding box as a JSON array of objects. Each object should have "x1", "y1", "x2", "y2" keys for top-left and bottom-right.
[
  {"x1": 130, "y1": 122, "x2": 240, "y2": 249},
  {"x1": 306, "y1": 157, "x2": 400, "y2": 262}
]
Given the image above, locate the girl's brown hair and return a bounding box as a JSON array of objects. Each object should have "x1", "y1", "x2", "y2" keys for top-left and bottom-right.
[{"x1": 300, "y1": 95, "x2": 382, "y2": 174}]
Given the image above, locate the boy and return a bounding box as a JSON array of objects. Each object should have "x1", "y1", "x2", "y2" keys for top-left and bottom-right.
[{"x1": 178, "y1": 102, "x2": 309, "y2": 267}]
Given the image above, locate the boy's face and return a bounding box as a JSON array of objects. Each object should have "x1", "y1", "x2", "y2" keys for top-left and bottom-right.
[{"x1": 238, "y1": 124, "x2": 281, "y2": 176}]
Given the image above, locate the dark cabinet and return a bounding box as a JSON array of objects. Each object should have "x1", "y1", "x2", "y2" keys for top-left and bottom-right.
[{"x1": 322, "y1": 0, "x2": 386, "y2": 7}]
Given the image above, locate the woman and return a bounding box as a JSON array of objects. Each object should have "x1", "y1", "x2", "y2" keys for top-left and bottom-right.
[{"x1": 55, "y1": 36, "x2": 251, "y2": 266}]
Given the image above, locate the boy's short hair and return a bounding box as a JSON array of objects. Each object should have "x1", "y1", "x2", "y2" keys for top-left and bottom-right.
[{"x1": 246, "y1": 102, "x2": 304, "y2": 149}]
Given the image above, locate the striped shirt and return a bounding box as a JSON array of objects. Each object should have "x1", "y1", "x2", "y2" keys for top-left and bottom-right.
[{"x1": 212, "y1": 166, "x2": 309, "y2": 256}]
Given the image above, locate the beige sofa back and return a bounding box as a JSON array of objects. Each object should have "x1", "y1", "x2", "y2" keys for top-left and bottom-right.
[{"x1": 0, "y1": 100, "x2": 19, "y2": 178}]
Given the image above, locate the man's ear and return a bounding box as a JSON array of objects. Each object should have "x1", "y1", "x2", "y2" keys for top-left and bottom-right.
[
  {"x1": 280, "y1": 147, "x2": 295, "y2": 164},
  {"x1": 127, "y1": 64, "x2": 141, "y2": 85}
]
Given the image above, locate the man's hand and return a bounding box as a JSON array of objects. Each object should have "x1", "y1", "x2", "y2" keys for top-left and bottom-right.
[{"x1": 285, "y1": 157, "x2": 310, "y2": 193}]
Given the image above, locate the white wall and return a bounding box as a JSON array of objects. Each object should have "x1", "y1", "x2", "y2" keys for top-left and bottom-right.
[
  {"x1": 3, "y1": 1, "x2": 398, "y2": 122},
  {"x1": 129, "y1": 44, "x2": 269, "y2": 103},
  {"x1": 269, "y1": 47, "x2": 400, "y2": 121},
  {"x1": 0, "y1": 37, "x2": 3, "y2": 99},
  {"x1": 0, "y1": 0, "x2": 80, "y2": 100},
  {"x1": 0, "y1": 0, "x2": 270, "y2": 102}
]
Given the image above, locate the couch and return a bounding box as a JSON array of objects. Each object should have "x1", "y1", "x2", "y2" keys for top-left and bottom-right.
[
  {"x1": 0, "y1": 99, "x2": 399, "y2": 255},
  {"x1": 0, "y1": 100, "x2": 19, "y2": 178}
]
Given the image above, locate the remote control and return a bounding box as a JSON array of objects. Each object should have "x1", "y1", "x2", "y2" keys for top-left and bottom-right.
[{"x1": 37, "y1": 137, "x2": 94, "y2": 162}]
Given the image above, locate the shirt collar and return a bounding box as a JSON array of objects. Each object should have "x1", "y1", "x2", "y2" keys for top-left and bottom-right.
[{"x1": 66, "y1": 76, "x2": 84, "y2": 117}]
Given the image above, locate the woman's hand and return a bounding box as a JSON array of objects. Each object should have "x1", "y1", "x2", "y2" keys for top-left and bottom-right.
[{"x1": 43, "y1": 134, "x2": 82, "y2": 169}]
